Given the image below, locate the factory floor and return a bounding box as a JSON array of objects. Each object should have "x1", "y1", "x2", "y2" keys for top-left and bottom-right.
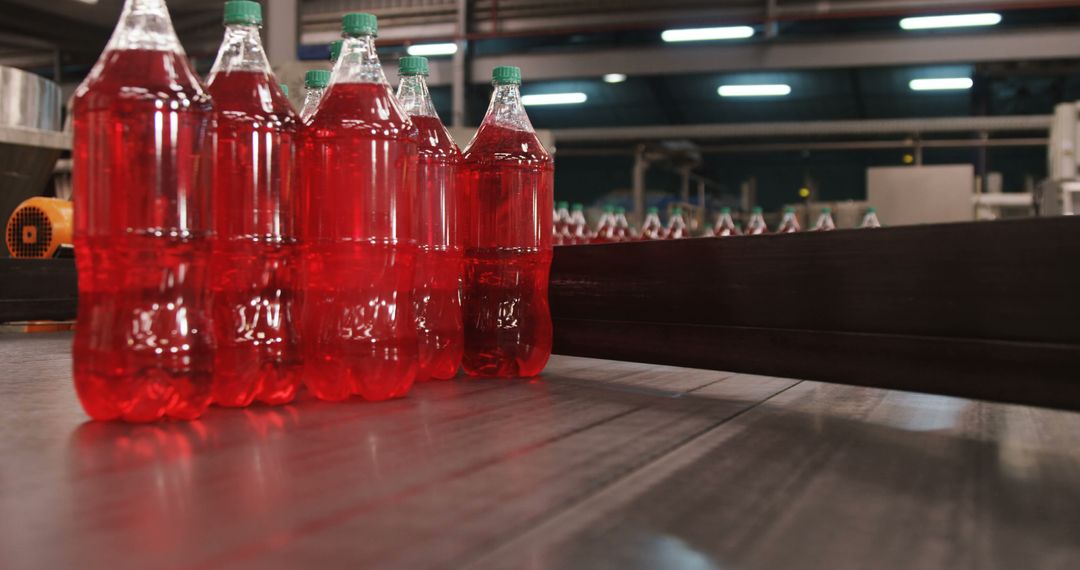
[{"x1": 2, "y1": 332, "x2": 1079, "y2": 569}]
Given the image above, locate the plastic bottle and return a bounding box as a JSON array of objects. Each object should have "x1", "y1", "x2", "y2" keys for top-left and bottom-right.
[
  {"x1": 592, "y1": 205, "x2": 616, "y2": 243},
  {"x1": 665, "y1": 207, "x2": 690, "y2": 239},
  {"x1": 461, "y1": 66, "x2": 554, "y2": 378},
  {"x1": 205, "y1": 1, "x2": 300, "y2": 408},
  {"x1": 745, "y1": 206, "x2": 768, "y2": 236},
  {"x1": 640, "y1": 207, "x2": 665, "y2": 240},
  {"x1": 300, "y1": 70, "x2": 330, "y2": 122},
  {"x1": 614, "y1": 207, "x2": 634, "y2": 241},
  {"x1": 300, "y1": 13, "x2": 418, "y2": 400},
  {"x1": 553, "y1": 201, "x2": 572, "y2": 245},
  {"x1": 860, "y1": 207, "x2": 882, "y2": 229},
  {"x1": 812, "y1": 207, "x2": 837, "y2": 231},
  {"x1": 776, "y1": 206, "x2": 801, "y2": 234},
  {"x1": 712, "y1": 207, "x2": 739, "y2": 237},
  {"x1": 72, "y1": 0, "x2": 215, "y2": 421},
  {"x1": 330, "y1": 40, "x2": 343, "y2": 64},
  {"x1": 395, "y1": 55, "x2": 463, "y2": 381},
  {"x1": 568, "y1": 203, "x2": 589, "y2": 244}
]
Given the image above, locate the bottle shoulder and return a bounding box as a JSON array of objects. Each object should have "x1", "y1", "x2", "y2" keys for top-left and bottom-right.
[
  {"x1": 306, "y1": 82, "x2": 412, "y2": 139},
  {"x1": 207, "y1": 71, "x2": 299, "y2": 129},
  {"x1": 74, "y1": 49, "x2": 211, "y2": 113},
  {"x1": 462, "y1": 124, "x2": 552, "y2": 167}
]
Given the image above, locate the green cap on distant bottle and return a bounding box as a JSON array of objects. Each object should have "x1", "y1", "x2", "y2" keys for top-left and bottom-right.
[
  {"x1": 399, "y1": 56, "x2": 429, "y2": 77},
  {"x1": 616, "y1": 207, "x2": 626, "y2": 214},
  {"x1": 785, "y1": 206, "x2": 796, "y2": 213},
  {"x1": 343, "y1": 13, "x2": 377, "y2": 37},
  {"x1": 492, "y1": 66, "x2": 522, "y2": 85},
  {"x1": 866, "y1": 207, "x2": 876, "y2": 213},
  {"x1": 305, "y1": 70, "x2": 330, "y2": 89},
  {"x1": 330, "y1": 40, "x2": 343, "y2": 63},
  {"x1": 224, "y1": 1, "x2": 262, "y2": 26},
  {"x1": 572, "y1": 203, "x2": 584, "y2": 211},
  {"x1": 821, "y1": 207, "x2": 832, "y2": 213},
  {"x1": 556, "y1": 201, "x2": 569, "y2": 209},
  {"x1": 720, "y1": 207, "x2": 731, "y2": 214},
  {"x1": 673, "y1": 207, "x2": 683, "y2": 215},
  {"x1": 752, "y1": 206, "x2": 763, "y2": 213},
  {"x1": 648, "y1": 207, "x2": 659, "y2": 214},
  {"x1": 279, "y1": 84, "x2": 289, "y2": 97},
  {"x1": 603, "y1": 204, "x2": 615, "y2": 213}
]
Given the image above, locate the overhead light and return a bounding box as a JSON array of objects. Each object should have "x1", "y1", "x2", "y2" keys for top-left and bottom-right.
[
  {"x1": 899, "y1": 13, "x2": 1002, "y2": 30},
  {"x1": 909, "y1": 77, "x2": 973, "y2": 91},
  {"x1": 603, "y1": 73, "x2": 627, "y2": 84},
  {"x1": 718, "y1": 84, "x2": 791, "y2": 97},
  {"x1": 406, "y1": 42, "x2": 458, "y2": 56},
  {"x1": 661, "y1": 26, "x2": 754, "y2": 43},
  {"x1": 521, "y1": 92, "x2": 588, "y2": 106}
]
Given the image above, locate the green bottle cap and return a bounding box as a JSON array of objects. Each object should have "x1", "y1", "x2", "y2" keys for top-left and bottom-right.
[
  {"x1": 224, "y1": 1, "x2": 262, "y2": 26},
  {"x1": 673, "y1": 207, "x2": 683, "y2": 215},
  {"x1": 720, "y1": 207, "x2": 731, "y2": 214},
  {"x1": 603, "y1": 204, "x2": 615, "y2": 213},
  {"x1": 279, "y1": 84, "x2": 288, "y2": 97},
  {"x1": 330, "y1": 40, "x2": 343, "y2": 63},
  {"x1": 821, "y1": 207, "x2": 832, "y2": 214},
  {"x1": 648, "y1": 207, "x2": 659, "y2": 214},
  {"x1": 616, "y1": 207, "x2": 626, "y2": 214},
  {"x1": 572, "y1": 203, "x2": 584, "y2": 211},
  {"x1": 752, "y1": 206, "x2": 763, "y2": 213},
  {"x1": 343, "y1": 13, "x2": 377, "y2": 37},
  {"x1": 556, "y1": 201, "x2": 569, "y2": 209},
  {"x1": 866, "y1": 207, "x2": 876, "y2": 213},
  {"x1": 305, "y1": 70, "x2": 330, "y2": 89},
  {"x1": 492, "y1": 66, "x2": 522, "y2": 85},
  {"x1": 399, "y1": 56, "x2": 429, "y2": 77},
  {"x1": 785, "y1": 206, "x2": 796, "y2": 213}
]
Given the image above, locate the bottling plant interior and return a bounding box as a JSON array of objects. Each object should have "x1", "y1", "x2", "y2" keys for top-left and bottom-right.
[{"x1": 1, "y1": 1, "x2": 1079, "y2": 568}]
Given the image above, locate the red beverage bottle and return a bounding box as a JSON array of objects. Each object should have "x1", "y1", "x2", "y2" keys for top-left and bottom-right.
[
  {"x1": 664, "y1": 207, "x2": 690, "y2": 239},
  {"x1": 72, "y1": 0, "x2": 215, "y2": 422},
  {"x1": 591, "y1": 205, "x2": 617, "y2": 244},
  {"x1": 712, "y1": 207, "x2": 740, "y2": 237},
  {"x1": 812, "y1": 207, "x2": 837, "y2": 231},
  {"x1": 745, "y1": 206, "x2": 769, "y2": 236},
  {"x1": 568, "y1": 203, "x2": 589, "y2": 244},
  {"x1": 461, "y1": 66, "x2": 554, "y2": 378},
  {"x1": 613, "y1": 207, "x2": 634, "y2": 241},
  {"x1": 640, "y1": 207, "x2": 665, "y2": 240},
  {"x1": 776, "y1": 206, "x2": 801, "y2": 234},
  {"x1": 205, "y1": 1, "x2": 300, "y2": 407},
  {"x1": 860, "y1": 207, "x2": 882, "y2": 229},
  {"x1": 300, "y1": 13, "x2": 418, "y2": 401},
  {"x1": 395, "y1": 56, "x2": 463, "y2": 381}
]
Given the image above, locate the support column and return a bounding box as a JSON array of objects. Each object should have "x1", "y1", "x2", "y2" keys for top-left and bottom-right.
[
  {"x1": 632, "y1": 146, "x2": 649, "y2": 224},
  {"x1": 265, "y1": 0, "x2": 299, "y2": 66},
  {"x1": 453, "y1": 0, "x2": 471, "y2": 127}
]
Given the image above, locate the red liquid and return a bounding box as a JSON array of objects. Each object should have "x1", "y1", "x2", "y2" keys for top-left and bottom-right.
[
  {"x1": 300, "y1": 82, "x2": 418, "y2": 401},
  {"x1": 411, "y1": 115, "x2": 463, "y2": 381},
  {"x1": 206, "y1": 70, "x2": 300, "y2": 407},
  {"x1": 461, "y1": 124, "x2": 554, "y2": 378},
  {"x1": 72, "y1": 49, "x2": 215, "y2": 422}
]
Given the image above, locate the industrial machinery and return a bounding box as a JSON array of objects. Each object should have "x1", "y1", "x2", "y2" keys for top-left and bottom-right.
[
  {"x1": 5, "y1": 197, "x2": 73, "y2": 258},
  {"x1": 0, "y1": 65, "x2": 68, "y2": 257},
  {"x1": 1039, "y1": 101, "x2": 1080, "y2": 216}
]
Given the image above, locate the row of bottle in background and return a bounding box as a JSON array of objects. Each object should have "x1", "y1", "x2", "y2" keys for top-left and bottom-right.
[
  {"x1": 72, "y1": 1, "x2": 553, "y2": 422},
  {"x1": 554, "y1": 203, "x2": 882, "y2": 244}
]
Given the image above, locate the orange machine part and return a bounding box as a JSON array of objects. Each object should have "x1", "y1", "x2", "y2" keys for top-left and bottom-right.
[{"x1": 5, "y1": 197, "x2": 74, "y2": 258}]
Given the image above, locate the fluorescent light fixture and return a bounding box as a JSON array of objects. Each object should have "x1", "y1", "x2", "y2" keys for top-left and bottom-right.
[
  {"x1": 718, "y1": 84, "x2": 791, "y2": 97},
  {"x1": 603, "y1": 73, "x2": 627, "y2": 84},
  {"x1": 521, "y1": 92, "x2": 588, "y2": 106},
  {"x1": 909, "y1": 77, "x2": 974, "y2": 91},
  {"x1": 406, "y1": 42, "x2": 458, "y2": 56},
  {"x1": 661, "y1": 26, "x2": 754, "y2": 43},
  {"x1": 899, "y1": 13, "x2": 1002, "y2": 30}
]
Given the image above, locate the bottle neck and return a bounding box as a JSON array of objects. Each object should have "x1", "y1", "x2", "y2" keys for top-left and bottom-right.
[
  {"x1": 208, "y1": 24, "x2": 271, "y2": 79},
  {"x1": 333, "y1": 34, "x2": 386, "y2": 85},
  {"x1": 396, "y1": 75, "x2": 439, "y2": 118},
  {"x1": 300, "y1": 87, "x2": 326, "y2": 121},
  {"x1": 482, "y1": 83, "x2": 534, "y2": 132},
  {"x1": 106, "y1": 0, "x2": 184, "y2": 53}
]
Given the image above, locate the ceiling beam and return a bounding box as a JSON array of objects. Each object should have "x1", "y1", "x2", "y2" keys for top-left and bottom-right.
[{"x1": 424, "y1": 26, "x2": 1080, "y2": 86}]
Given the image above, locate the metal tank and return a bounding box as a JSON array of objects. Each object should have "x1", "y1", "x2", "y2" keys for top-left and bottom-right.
[{"x1": 0, "y1": 65, "x2": 68, "y2": 257}]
